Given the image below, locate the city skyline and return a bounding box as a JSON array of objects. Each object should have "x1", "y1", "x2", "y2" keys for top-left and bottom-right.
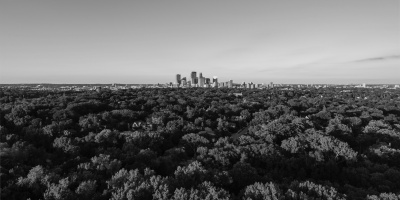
[{"x1": 1, "y1": 1, "x2": 399, "y2": 84}]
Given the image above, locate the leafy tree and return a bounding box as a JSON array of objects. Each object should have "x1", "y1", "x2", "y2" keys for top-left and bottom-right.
[
  {"x1": 241, "y1": 182, "x2": 281, "y2": 200},
  {"x1": 107, "y1": 168, "x2": 169, "y2": 200},
  {"x1": 44, "y1": 178, "x2": 75, "y2": 200},
  {"x1": 285, "y1": 180, "x2": 346, "y2": 200},
  {"x1": 180, "y1": 133, "x2": 210, "y2": 156},
  {"x1": 75, "y1": 180, "x2": 98, "y2": 199},
  {"x1": 366, "y1": 193, "x2": 400, "y2": 200},
  {"x1": 174, "y1": 161, "x2": 208, "y2": 189},
  {"x1": 229, "y1": 161, "x2": 260, "y2": 192},
  {"x1": 171, "y1": 181, "x2": 230, "y2": 200},
  {"x1": 281, "y1": 129, "x2": 358, "y2": 162}
]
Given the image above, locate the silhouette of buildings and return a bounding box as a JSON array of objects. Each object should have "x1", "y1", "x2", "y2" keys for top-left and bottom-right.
[{"x1": 173, "y1": 71, "x2": 272, "y2": 89}]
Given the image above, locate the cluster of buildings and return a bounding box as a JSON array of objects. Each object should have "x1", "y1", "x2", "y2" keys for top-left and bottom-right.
[
  {"x1": 1, "y1": 79, "x2": 398, "y2": 91},
  {"x1": 175, "y1": 71, "x2": 227, "y2": 88},
  {"x1": 353, "y1": 83, "x2": 400, "y2": 89},
  {"x1": 173, "y1": 71, "x2": 274, "y2": 89}
]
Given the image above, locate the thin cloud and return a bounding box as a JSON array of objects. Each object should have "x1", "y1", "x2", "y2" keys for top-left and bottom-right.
[{"x1": 351, "y1": 55, "x2": 400, "y2": 63}]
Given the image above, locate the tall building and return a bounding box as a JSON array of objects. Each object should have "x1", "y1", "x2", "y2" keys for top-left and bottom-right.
[
  {"x1": 176, "y1": 74, "x2": 181, "y2": 85},
  {"x1": 228, "y1": 80, "x2": 233, "y2": 88},
  {"x1": 182, "y1": 77, "x2": 187, "y2": 86},
  {"x1": 213, "y1": 76, "x2": 218, "y2": 83},
  {"x1": 212, "y1": 76, "x2": 218, "y2": 88},
  {"x1": 212, "y1": 82, "x2": 217, "y2": 88},
  {"x1": 205, "y1": 78, "x2": 210, "y2": 84},
  {"x1": 193, "y1": 77, "x2": 198, "y2": 85},
  {"x1": 247, "y1": 83, "x2": 252, "y2": 89},
  {"x1": 199, "y1": 72, "x2": 203, "y2": 78},
  {"x1": 191, "y1": 71, "x2": 197, "y2": 79},
  {"x1": 200, "y1": 77, "x2": 205, "y2": 87}
]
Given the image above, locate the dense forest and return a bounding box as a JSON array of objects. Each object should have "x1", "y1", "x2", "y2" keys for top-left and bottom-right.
[{"x1": 1, "y1": 87, "x2": 400, "y2": 200}]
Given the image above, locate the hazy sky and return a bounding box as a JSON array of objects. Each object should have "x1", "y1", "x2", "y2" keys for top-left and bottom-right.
[{"x1": 1, "y1": 1, "x2": 399, "y2": 84}]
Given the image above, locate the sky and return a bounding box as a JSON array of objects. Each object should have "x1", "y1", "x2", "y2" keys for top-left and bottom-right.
[{"x1": 1, "y1": 0, "x2": 399, "y2": 84}]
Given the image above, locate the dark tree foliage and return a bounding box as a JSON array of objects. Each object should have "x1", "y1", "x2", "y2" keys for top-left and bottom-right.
[{"x1": 1, "y1": 87, "x2": 400, "y2": 199}]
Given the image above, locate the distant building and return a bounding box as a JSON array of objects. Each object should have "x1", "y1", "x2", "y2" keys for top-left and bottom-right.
[
  {"x1": 228, "y1": 80, "x2": 233, "y2": 88},
  {"x1": 176, "y1": 74, "x2": 181, "y2": 85},
  {"x1": 200, "y1": 77, "x2": 205, "y2": 87},
  {"x1": 213, "y1": 76, "x2": 218, "y2": 84},
  {"x1": 205, "y1": 78, "x2": 210, "y2": 84},
  {"x1": 212, "y1": 82, "x2": 218, "y2": 88},
  {"x1": 191, "y1": 71, "x2": 197, "y2": 84},
  {"x1": 181, "y1": 77, "x2": 186, "y2": 86}
]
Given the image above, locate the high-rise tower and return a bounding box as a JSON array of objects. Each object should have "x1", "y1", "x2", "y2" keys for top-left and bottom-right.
[
  {"x1": 181, "y1": 77, "x2": 187, "y2": 86},
  {"x1": 200, "y1": 77, "x2": 205, "y2": 87},
  {"x1": 228, "y1": 80, "x2": 233, "y2": 88},
  {"x1": 191, "y1": 71, "x2": 197, "y2": 86},
  {"x1": 176, "y1": 74, "x2": 181, "y2": 85},
  {"x1": 212, "y1": 76, "x2": 218, "y2": 88},
  {"x1": 212, "y1": 76, "x2": 218, "y2": 83},
  {"x1": 191, "y1": 71, "x2": 197, "y2": 79}
]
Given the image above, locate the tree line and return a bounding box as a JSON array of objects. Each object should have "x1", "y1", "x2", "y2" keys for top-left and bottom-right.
[{"x1": 1, "y1": 87, "x2": 400, "y2": 199}]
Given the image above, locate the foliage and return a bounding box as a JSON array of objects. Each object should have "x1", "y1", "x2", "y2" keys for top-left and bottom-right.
[{"x1": 1, "y1": 87, "x2": 400, "y2": 199}]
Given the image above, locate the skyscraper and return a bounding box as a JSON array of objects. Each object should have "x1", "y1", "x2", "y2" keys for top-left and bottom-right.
[
  {"x1": 228, "y1": 80, "x2": 233, "y2": 88},
  {"x1": 176, "y1": 74, "x2": 181, "y2": 85},
  {"x1": 199, "y1": 72, "x2": 203, "y2": 78},
  {"x1": 191, "y1": 71, "x2": 197, "y2": 79},
  {"x1": 212, "y1": 76, "x2": 218, "y2": 88},
  {"x1": 212, "y1": 82, "x2": 217, "y2": 88},
  {"x1": 182, "y1": 77, "x2": 187, "y2": 86},
  {"x1": 200, "y1": 77, "x2": 205, "y2": 87},
  {"x1": 213, "y1": 76, "x2": 218, "y2": 83}
]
